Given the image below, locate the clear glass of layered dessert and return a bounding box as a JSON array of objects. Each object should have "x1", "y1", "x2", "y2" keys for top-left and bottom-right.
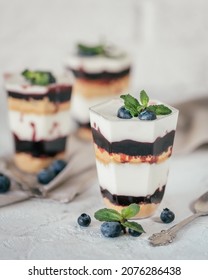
[
  {"x1": 65, "y1": 43, "x2": 131, "y2": 140},
  {"x1": 4, "y1": 70, "x2": 73, "y2": 173},
  {"x1": 90, "y1": 91, "x2": 179, "y2": 218}
]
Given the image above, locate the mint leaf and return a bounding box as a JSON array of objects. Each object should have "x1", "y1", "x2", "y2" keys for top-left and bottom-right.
[
  {"x1": 121, "y1": 204, "x2": 140, "y2": 219},
  {"x1": 22, "y1": 69, "x2": 56, "y2": 86},
  {"x1": 120, "y1": 94, "x2": 140, "y2": 117},
  {"x1": 140, "y1": 90, "x2": 149, "y2": 107},
  {"x1": 137, "y1": 104, "x2": 144, "y2": 113},
  {"x1": 77, "y1": 43, "x2": 105, "y2": 56},
  {"x1": 94, "y1": 208, "x2": 122, "y2": 222},
  {"x1": 121, "y1": 221, "x2": 145, "y2": 233},
  {"x1": 148, "y1": 104, "x2": 172, "y2": 115}
]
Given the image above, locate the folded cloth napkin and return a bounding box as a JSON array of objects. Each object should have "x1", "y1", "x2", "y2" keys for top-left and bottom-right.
[
  {"x1": 173, "y1": 96, "x2": 208, "y2": 154},
  {"x1": 0, "y1": 135, "x2": 97, "y2": 207}
]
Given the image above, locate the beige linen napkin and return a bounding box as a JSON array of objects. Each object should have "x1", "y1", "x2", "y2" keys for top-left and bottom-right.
[
  {"x1": 173, "y1": 96, "x2": 208, "y2": 154},
  {"x1": 0, "y1": 135, "x2": 97, "y2": 207}
]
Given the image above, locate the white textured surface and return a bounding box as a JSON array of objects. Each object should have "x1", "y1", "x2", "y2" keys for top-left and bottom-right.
[{"x1": 0, "y1": 148, "x2": 208, "y2": 260}]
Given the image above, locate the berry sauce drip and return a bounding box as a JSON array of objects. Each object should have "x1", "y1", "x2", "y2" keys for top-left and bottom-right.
[
  {"x1": 49, "y1": 122, "x2": 60, "y2": 136},
  {"x1": 30, "y1": 122, "x2": 36, "y2": 141}
]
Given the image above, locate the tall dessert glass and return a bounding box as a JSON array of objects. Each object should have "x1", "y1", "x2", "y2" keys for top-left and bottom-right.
[
  {"x1": 4, "y1": 71, "x2": 73, "y2": 173},
  {"x1": 65, "y1": 43, "x2": 131, "y2": 140},
  {"x1": 90, "y1": 96, "x2": 179, "y2": 218}
]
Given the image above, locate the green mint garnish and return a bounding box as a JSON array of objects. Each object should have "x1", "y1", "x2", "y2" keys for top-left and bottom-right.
[
  {"x1": 120, "y1": 94, "x2": 140, "y2": 117},
  {"x1": 22, "y1": 69, "x2": 56, "y2": 86},
  {"x1": 148, "y1": 104, "x2": 172, "y2": 115},
  {"x1": 121, "y1": 203, "x2": 140, "y2": 219},
  {"x1": 77, "y1": 43, "x2": 105, "y2": 56},
  {"x1": 121, "y1": 221, "x2": 145, "y2": 233},
  {"x1": 140, "y1": 90, "x2": 149, "y2": 107},
  {"x1": 94, "y1": 208, "x2": 122, "y2": 222},
  {"x1": 120, "y1": 90, "x2": 172, "y2": 117},
  {"x1": 94, "y1": 203, "x2": 145, "y2": 234},
  {"x1": 77, "y1": 43, "x2": 125, "y2": 58}
]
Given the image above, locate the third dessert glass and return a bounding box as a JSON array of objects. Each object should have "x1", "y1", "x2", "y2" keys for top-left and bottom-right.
[
  {"x1": 89, "y1": 91, "x2": 179, "y2": 218},
  {"x1": 65, "y1": 42, "x2": 131, "y2": 140},
  {"x1": 4, "y1": 70, "x2": 73, "y2": 173}
]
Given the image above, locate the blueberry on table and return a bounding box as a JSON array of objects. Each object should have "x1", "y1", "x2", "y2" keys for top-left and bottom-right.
[
  {"x1": 100, "y1": 222, "x2": 122, "y2": 238},
  {"x1": 0, "y1": 173, "x2": 11, "y2": 193},
  {"x1": 37, "y1": 168, "x2": 56, "y2": 185},
  {"x1": 160, "y1": 208, "x2": 175, "y2": 223},
  {"x1": 128, "y1": 228, "x2": 143, "y2": 237},
  {"x1": 117, "y1": 106, "x2": 132, "y2": 119},
  {"x1": 138, "y1": 110, "x2": 156, "y2": 120},
  {"x1": 77, "y1": 213, "x2": 91, "y2": 227},
  {"x1": 50, "y1": 160, "x2": 67, "y2": 175}
]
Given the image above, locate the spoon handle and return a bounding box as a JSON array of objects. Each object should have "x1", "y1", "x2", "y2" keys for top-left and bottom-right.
[
  {"x1": 167, "y1": 212, "x2": 201, "y2": 234},
  {"x1": 149, "y1": 212, "x2": 201, "y2": 246}
]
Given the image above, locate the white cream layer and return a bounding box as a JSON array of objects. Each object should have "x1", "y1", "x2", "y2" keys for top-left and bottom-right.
[
  {"x1": 65, "y1": 54, "x2": 131, "y2": 74},
  {"x1": 90, "y1": 98, "x2": 179, "y2": 143},
  {"x1": 96, "y1": 159, "x2": 170, "y2": 197},
  {"x1": 9, "y1": 110, "x2": 72, "y2": 141},
  {"x1": 4, "y1": 73, "x2": 73, "y2": 95}
]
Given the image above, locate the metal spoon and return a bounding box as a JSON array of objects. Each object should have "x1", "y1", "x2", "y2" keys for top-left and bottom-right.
[{"x1": 149, "y1": 191, "x2": 208, "y2": 246}]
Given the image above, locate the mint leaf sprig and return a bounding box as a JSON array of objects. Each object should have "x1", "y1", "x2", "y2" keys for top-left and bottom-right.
[
  {"x1": 77, "y1": 43, "x2": 105, "y2": 56},
  {"x1": 94, "y1": 204, "x2": 145, "y2": 234},
  {"x1": 77, "y1": 43, "x2": 125, "y2": 58},
  {"x1": 120, "y1": 90, "x2": 172, "y2": 117},
  {"x1": 22, "y1": 69, "x2": 56, "y2": 86}
]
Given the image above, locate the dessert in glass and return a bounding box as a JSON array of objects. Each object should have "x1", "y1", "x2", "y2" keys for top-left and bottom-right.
[
  {"x1": 90, "y1": 91, "x2": 179, "y2": 218},
  {"x1": 4, "y1": 70, "x2": 73, "y2": 173},
  {"x1": 65, "y1": 43, "x2": 131, "y2": 139}
]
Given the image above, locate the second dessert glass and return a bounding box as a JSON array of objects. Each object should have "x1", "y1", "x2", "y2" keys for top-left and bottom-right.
[{"x1": 4, "y1": 70, "x2": 73, "y2": 173}]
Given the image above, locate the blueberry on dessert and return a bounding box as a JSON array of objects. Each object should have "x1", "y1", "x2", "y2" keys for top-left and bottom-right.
[
  {"x1": 77, "y1": 213, "x2": 91, "y2": 227},
  {"x1": 138, "y1": 110, "x2": 156, "y2": 120},
  {"x1": 117, "y1": 106, "x2": 132, "y2": 119},
  {"x1": 100, "y1": 222, "x2": 122, "y2": 238},
  {"x1": 50, "y1": 159, "x2": 67, "y2": 175},
  {"x1": 160, "y1": 208, "x2": 175, "y2": 223},
  {"x1": 37, "y1": 168, "x2": 56, "y2": 185},
  {"x1": 128, "y1": 228, "x2": 143, "y2": 237},
  {"x1": 0, "y1": 173, "x2": 11, "y2": 193}
]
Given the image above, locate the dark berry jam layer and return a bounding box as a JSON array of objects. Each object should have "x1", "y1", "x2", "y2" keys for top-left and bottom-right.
[
  {"x1": 7, "y1": 85, "x2": 72, "y2": 103},
  {"x1": 92, "y1": 128, "x2": 175, "y2": 157},
  {"x1": 100, "y1": 185, "x2": 166, "y2": 206},
  {"x1": 13, "y1": 135, "x2": 67, "y2": 157},
  {"x1": 69, "y1": 67, "x2": 130, "y2": 80}
]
